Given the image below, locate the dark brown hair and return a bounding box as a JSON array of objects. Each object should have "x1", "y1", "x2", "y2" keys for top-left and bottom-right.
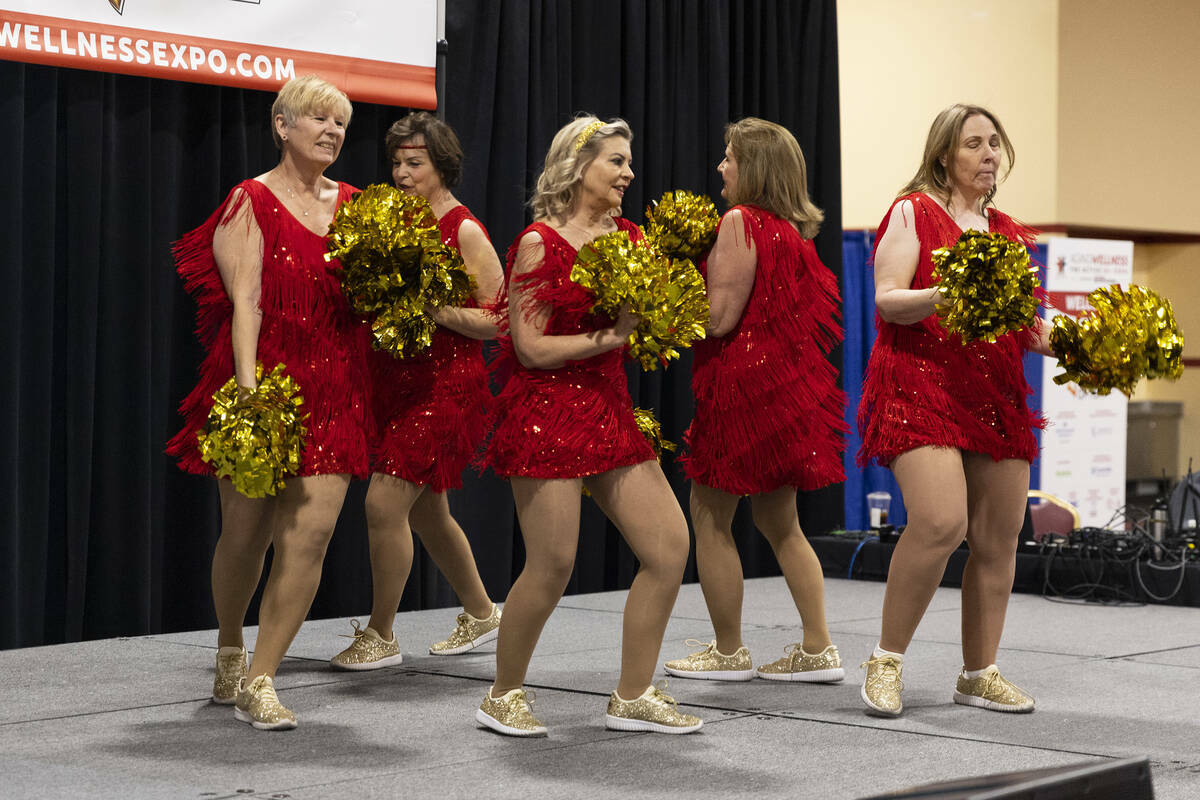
[{"x1": 385, "y1": 112, "x2": 464, "y2": 187}]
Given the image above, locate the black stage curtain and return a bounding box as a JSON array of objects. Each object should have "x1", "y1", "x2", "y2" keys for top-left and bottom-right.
[{"x1": 0, "y1": 0, "x2": 841, "y2": 650}]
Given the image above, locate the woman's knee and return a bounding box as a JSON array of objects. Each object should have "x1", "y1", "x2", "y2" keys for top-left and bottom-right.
[
  {"x1": 525, "y1": 548, "x2": 577, "y2": 592},
  {"x1": 907, "y1": 509, "x2": 969, "y2": 553},
  {"x1": 639, "y1": 524, "x2": 690, "y2": 578},
  {"x1": 966, "y1": 521, "x2": 1022, "y2": 563}
]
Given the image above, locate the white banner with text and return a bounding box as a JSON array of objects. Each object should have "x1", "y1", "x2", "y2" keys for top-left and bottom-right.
[
  {"x1": 0, "y1": 0, "x2": 437, "y2": 108},
  {"x1": 1039, "y1": 237, "x2": 1133, "y2": 527}
]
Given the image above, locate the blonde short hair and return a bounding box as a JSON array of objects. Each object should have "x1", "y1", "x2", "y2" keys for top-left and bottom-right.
[
  {"x1": 270, "y1": 75, "x2": 353, "y2": 150},
  {"x1": 530, "y1": 115, "x2": 632, "y2": 223},
  {"x1": 899, "y1": 103, "x2": 1014, "y2": 210},
  {"x1": 724, "y1": 118, "x2": 824, "y2": 239}
]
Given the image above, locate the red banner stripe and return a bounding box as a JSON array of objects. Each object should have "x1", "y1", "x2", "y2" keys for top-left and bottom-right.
[{"x1": 0, "y1": 9, "x2": 435, "y2": 108}]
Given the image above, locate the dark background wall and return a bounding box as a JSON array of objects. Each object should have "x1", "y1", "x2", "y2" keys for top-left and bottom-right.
[{"x1": 0, "y1": 0, "x2": 842, "y2": 650}]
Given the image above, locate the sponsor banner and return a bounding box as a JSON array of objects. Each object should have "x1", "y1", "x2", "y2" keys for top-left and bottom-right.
[
  {"x1": 1039, "y1": 238, "x2": 1133, "y2": 527},
  {"x1": 0, "y1": 1, "x2": 437, "y2": 108}
]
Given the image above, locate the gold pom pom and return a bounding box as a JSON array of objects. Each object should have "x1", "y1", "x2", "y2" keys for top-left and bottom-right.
[
  {"x1": 643, "y1": 190, "x2": 720, "y2": 262},
  {"x1": 633, "y1": 406, "x2": 677, "y2": 458},
  {"x1": 570, "y1": 231, "x2": 709, "y2": 371},
  {"x1": 197, "y1": 362, "x2": 307, "y2": 498},
  {"x1": 327, "y1": 184, "x2": 474, "y2": 357},
  {"x1": 930, "y1": 229, "x2": 1041, "y2": 343},
  {"x1": 1049, "y1": 284, "x2": 1185, "y2": 396}
]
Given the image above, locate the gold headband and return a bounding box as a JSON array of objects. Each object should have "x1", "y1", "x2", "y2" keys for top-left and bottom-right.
[{"x1": 574, "y1": 120, "x2": 605, "y2": 152}]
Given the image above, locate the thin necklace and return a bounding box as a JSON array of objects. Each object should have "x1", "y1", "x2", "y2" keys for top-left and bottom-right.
[
  {"x1": 564, "y1": 217, "x2": 615, "y2": 240},
  {"x1": 284, "y1": 182, "x2": 321, "y2": 217}
]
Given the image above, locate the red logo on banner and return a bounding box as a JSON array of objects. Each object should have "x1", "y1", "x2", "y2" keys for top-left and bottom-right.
[
  {"x1": 108, "y1": 0, "x2": 125, "y2": 14},
  {"x1": 1046, "y1": 291, "x2": 1093, "y2": 318}
]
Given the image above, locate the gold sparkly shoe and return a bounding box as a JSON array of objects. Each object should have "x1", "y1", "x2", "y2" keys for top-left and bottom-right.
[
  {"x1": 430, "y1": 603, "x2": 501, "y2": 656},
  {"x1": 605, "y1": 682, "x2": 703, "y2": 734},
  {"x1": 329, "y1": 619, "x2": 403, "y2": 671},
  {"x1": 476, "y1": 688, "x2": 547, "y2": 737},
  {"x1": 663, "y1": 639, "x2": 754, "y2": 681},
  {"x1": 953, "y1": 666, "x2": 1035, "y2": 713},
  {"x1": 860, "y1": 654, "x2": 904, "y2": 717},
  {"x1": 757, "y1": 643, "x2": 845, "y2": 683},
  {"x1": 212, "y1": 646, "x2": 247, "y2": 705},
  {"x1": 234, "y1": 675, "x2": 297, "y2": 731}
]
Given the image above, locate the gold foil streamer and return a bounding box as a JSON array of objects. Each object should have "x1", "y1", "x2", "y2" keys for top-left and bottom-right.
[
  {"x1": 633, "y1": 406, "x2": 677, "y2": 459},
  {"x1": 197, "y1": 362, "x2": 307, "y2": 498},
  {"x1": 930, "y1": 229, "x2": 1041, "y2": 343},
  {"x1": 571, "y1": 230, "x2": 709, "y2": 370},
  {"x1": 643, "y1": 190, "x2": 720, "y2": 262},
  {"x1": 1049, "y1": 284, "x2": 1184, "y2": 396},
  {"x1": 326, "y1": 184, "x2": 474, "y2": 356}
]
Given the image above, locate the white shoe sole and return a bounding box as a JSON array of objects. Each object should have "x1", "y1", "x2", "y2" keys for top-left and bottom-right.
[
  {"x1": 860, "y1": 682, "x2": 902, "y2": 717},
  {"x1": 757, "y1": 666, "x2": 845, "y2": 683},
  {"x1": 233, "y1": 707, "x2": 298, "y2": 731},
  {"x1": 329, "y1": 652, "x2": 404, "y2": 671},
  {"x1": 664, "y1": 665, "x2": 755, "y2": 682},
  {"x1": 605, "y1": 714, "x2": 703, "y2": 734},
  {"x1": 211, "y1": 694, "x2": 237, "y2": 705},
  {"x1": 475, "y1": 707, "x2": 547, "y2": 737},
  {"x1": 429, "y1": 626, "x2": 499, "y2": 656},
  {"x1": 953, "y1": 691, "x2": 1034, "y2": 713}
]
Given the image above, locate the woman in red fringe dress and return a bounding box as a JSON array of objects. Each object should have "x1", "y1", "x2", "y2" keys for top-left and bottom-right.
[
  {"x1": 166, "y1": 76, "x2": 371, "y2": 730},
  {"x1": 475, "y1": 116, "x2": 700, "y2": 737},
  {"x1": 857, "y1": 104, "x2": 1054, "y2": 718},
  {"x1": 329, "y1": 113, "x2": 503, "y2": 670},
  {"x1": 666, "y1": 118, "x2": 847, "y2": 685}
]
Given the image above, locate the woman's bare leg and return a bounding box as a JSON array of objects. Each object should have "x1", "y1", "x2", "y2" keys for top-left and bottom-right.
[
  {"x1": 363, "y1": 473, "x2": 424, "y2": 636},
  {"x1": 689, "y1": 482, "x2": 745, "y2": 652},
  {"x1": 877, "y1": 447, "x2": 969, "y2": 654},
  {"x1": 409, "y1": 489, "x2": 493, "y2": 618},
  {"x1": 212, "y1": 480, "x2": 276, "y2": 650},
  {"x1": 750, "y1": 486, "x2": 832, "y2": 652},
  {"x1": 587, "y1": 462, "x2": 690, "y2": 699},
  {"x1": 960, "y1": 454, "x2": 1029, "y2": 670},
  {"x1": 247, "y1": 474, "x2": 350, "y2": 679},
  {"x1": 490, "y1": 477, "x2": 582, "y2": 694}
]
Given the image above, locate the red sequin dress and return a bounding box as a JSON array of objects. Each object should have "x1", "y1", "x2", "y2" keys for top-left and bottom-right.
[
  {"x1": 166, "y1": 179, "x2": 372, "y2": 478},
  {"x1": 681, "y1": 205, "x2": 847, "y2": 495},
  {"x1": 481, "y1": 219, "x2": 655, "y2": 478},
  {"x1": 857, "y1": 192, "x2": 1044, "y2": 467},
  {"x1": 370, "y1": 205, "x2": 493, "y2": 491}
]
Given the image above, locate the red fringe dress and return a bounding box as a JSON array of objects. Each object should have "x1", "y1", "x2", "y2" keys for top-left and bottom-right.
[
  {"x1": 857, "y1": 192, "x2": 1044, "y2": 467},
  {"x1": 370, "y1": 205, "x2": 493, "y2": 491},
  {"x1": 681, "y1": 205, "x2": 847, "y2": 495},
  {"x1": 481, "y1": 219, "x2": 655, "y2": 479},
  {"x1": 166, "y1": 179, "x2": 372, "y2": 478}
]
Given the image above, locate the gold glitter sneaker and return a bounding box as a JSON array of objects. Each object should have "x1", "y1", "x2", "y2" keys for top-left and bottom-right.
[
  {"x1": 234, "y1": 675, "x2": 297, "y2": 731},
  {"x1": 212, "y1": 646, "x2": 247, "y2": 705},
  {"x1": 329, "y1": 619, "x2": 404, "y2": 671},
  {"x1": 476, "y1": 688, "x2": 548, "y2": 737},
  {"x1": 605, "y1": 682, "x2": 703, "y2": 734},
  {"x1": 861, "y1": 654, "x2": 904, "y2": 717},
  {"x1": 953, "y1": 666, "x2": 1035, "y2": 713},
  {"x1": 757, "y1": 643, "x2": 845, "y2": 683},
  {"x1": 430, "y1": 603, "x2": 502, "y2": 656},
  {"x1": 663, "y1": 639, "x2": 754, "y2": 681}
]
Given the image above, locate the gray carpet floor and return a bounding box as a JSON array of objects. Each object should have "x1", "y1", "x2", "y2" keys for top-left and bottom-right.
[{"x1": 2, "y1": 576, "x2": 1197, "y2": 799}]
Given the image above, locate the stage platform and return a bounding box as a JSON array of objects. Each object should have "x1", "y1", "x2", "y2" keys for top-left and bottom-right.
[{"x1": 2, "y1": 576, "x2": 1197, "y2": 799}]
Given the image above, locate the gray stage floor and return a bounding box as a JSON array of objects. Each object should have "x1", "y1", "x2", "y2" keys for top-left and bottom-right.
[{"x1": 2, "y1": 576, "x2": 1198, "y2": 799}]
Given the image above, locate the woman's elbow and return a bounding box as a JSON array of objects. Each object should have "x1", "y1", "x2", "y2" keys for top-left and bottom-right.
[
  {"x1": 514, "y1": 342, "x2": 555, "y2": 370},
  {"x1": 874, "y1": 295, "x2": 899, "y2": 324},
  {"x1": 706, "y1": 317, "x2": 733, "y2": 338},
  {"x1": 231, "y1": 289, "x2": 261, "y2": 315}
]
